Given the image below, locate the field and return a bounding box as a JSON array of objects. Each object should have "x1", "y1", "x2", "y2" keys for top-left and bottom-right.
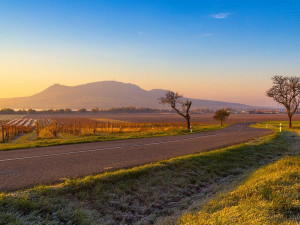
[
  {"x1": 0, "y1": 122, "x2": 298, "y2": 224},
  {"x1": 0, "y1": 114, "x2": 223, "y2": 151},
  {"x1": 24, "y1": 112, "x2": 300, "y2": 123}
]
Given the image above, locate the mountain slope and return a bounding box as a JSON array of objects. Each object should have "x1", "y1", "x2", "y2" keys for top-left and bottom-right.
[{"x1": 0, "y1": 81, "x2": 254, "y2": 110}]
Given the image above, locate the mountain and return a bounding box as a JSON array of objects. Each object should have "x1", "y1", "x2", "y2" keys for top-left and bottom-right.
[{"x1": 0, "y1": 81, "x2": 255, "y2": 110}]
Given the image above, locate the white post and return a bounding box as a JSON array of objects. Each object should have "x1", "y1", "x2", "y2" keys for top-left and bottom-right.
[
  {"x1": 190, "y1": 126, "x2": 192, "y2": 133},
  {"x1": 280, "y1": 123, "x2": 282, "y2": 132}
]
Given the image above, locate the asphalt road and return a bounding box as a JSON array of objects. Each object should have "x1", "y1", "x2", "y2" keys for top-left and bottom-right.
[{"x1": 0, "y1": 123, "x2": 272, "y2": 191}]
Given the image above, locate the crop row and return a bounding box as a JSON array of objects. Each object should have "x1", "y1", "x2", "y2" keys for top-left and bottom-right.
[
  {"x1": 0, "y1": 118, "x2": 50, "y2": 142},
  {"x1": 37, "y1": 118, "x2": 202, "y2": 137},
  {"x1": 1, "y1": 117, "x2": 204, "y2": 141},
  {"x1": 6, "y1": 118, "x2": 38, "y2": 127},
  {"x1": 0, "y1": 124, "x2": 35, "y2": 143}
]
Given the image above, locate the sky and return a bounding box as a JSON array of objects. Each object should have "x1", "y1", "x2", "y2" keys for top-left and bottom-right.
[{"x1": 0, "y1": 0, "x2": 300, "y2": 107}]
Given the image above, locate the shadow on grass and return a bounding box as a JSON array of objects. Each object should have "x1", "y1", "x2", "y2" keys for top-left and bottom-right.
[{"x1": 0, "y1": 130, "x2": 295, "y2": 225}]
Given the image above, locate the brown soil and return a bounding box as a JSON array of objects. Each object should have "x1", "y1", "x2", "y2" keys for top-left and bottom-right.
[{"x1": 24, "y1": 113, "x2": 300, "y2": 124}]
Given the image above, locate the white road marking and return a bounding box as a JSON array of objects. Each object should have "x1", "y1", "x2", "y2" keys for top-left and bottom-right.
[{"x1": 0, "y1": 126, "x2": 244, "y2": 162}]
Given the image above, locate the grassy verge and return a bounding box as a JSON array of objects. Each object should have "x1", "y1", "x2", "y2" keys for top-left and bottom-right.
[
  {"x1": 0, "y1": 124, "x2": 225, "y2": 151},
  {"x1": 252, "y1": 120, "x2": 300, "y2": 130},
  {"x1": 1, "y1": 124, "x2": 298, "y2": 224},
  {"x1": 178, "y1": 156, "x2": 300, "y2": 225}
]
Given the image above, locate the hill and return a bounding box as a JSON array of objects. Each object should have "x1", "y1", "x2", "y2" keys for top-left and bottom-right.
[{"x1": 0, "y1": 81, "x2": 254, "y2": 110}]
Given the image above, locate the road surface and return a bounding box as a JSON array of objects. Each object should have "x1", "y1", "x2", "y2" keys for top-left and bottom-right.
[{"x1": 0, "y1": 123, "x2": 272, "y2": 191}]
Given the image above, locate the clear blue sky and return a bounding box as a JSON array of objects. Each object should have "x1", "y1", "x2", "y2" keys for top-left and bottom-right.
[{"x1": 0, "y1": 0, "x2": 299, "y2": 106}]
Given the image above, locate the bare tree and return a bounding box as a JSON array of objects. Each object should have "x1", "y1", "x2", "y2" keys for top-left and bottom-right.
[
  {"x1": 159, "y1": 91, "x2": 192, "y2": 130},
  {"x1": 266, "y1": 75, "x2": 300, "y2": 128},
  {"x1": 213, "y1": 109, "x2": 230, "y2": 126}
]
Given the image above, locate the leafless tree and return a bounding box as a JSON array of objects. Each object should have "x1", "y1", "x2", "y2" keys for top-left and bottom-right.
[
  {"x1": 213, "y1": 109, "x2": 230, "y2": 126},
  {"x1": 266, "y1": 75, "x2": 300, "y2": 128},
  {"x1": 159, "y1": 91, "x2": 192, "y2": 130}
]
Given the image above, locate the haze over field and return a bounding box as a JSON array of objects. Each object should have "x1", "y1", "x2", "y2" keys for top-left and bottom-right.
[{"x1": 0, "y1": 1, "x2": 300, "y2": 108}]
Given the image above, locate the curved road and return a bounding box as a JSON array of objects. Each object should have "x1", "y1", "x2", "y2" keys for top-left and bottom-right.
[{"x1": 0, "y1": 123, "x2": 272, "y2": 191}]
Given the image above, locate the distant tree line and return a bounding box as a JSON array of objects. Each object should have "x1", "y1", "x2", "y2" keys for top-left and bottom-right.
[
  {"x1": 103, "y1": 106, "x2": 165, "y2": 113},
  {"x1": 0, "y1": 106, "x2": 287, "y2": 115},
  {"x1": 0, "y1": 108, "x2": 74, "y2": 115},
  {"x1": 0, "y1": 107, "x2": 170, "y2": 114}
]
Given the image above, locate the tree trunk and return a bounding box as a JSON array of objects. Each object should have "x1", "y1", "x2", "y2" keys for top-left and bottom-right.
[
  {"x1": 285, "y1": 107, "x2": 293, "y2": 128},
  {"x1": 288, "y1": 114, "x2": 292, "y2": 128},
  {"x1": 185, "y1": 115, "x2": 191, "y2": 131}
]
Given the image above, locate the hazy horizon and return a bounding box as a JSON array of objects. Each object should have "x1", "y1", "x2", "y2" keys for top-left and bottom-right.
[
  {"x1": 0, "y1": 80, "x2": 282, "y2": 110},
  {"x1": 1, "y1": 1, "x2": 299, "y2": 108}
]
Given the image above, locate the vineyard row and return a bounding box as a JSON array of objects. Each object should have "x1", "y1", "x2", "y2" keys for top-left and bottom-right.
[{"x1": 1, "y1": 118, "x2": 203, "y2": 142}]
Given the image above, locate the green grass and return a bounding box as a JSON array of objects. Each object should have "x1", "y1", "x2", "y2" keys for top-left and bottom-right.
[
  {"x1": 0, "y1": 124, "x2": 225, "y2": 151},
  {"x1": 252, "y1": 120, "x2": 300, "y2": 130},
  {"x1": 178, "y1": 156, "x2": 300, "y2": 225},
  {"x1": 0, "y1": 123, "x2": 298, "y2": 224}
]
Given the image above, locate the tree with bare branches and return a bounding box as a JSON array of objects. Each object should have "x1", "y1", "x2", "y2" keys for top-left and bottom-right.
[
  {"x1": 266, "y1": 75, "x2": 300, "y2": 128},
  {"x1": 159, "y1": 91, "x2": 192, "y2": 130}
]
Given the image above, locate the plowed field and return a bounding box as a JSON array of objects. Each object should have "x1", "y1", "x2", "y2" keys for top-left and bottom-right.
[{"x1": 24, "y1": 113, "x2": 300, "y2": 124}]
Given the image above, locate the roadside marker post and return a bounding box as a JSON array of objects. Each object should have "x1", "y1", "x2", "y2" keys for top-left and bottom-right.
[
  {"x1": 190, "y1": 126, "x2": 192, "y2": 133},
  {"x1": 280, "y1": 123, "x2": 282, "y2": 132}
]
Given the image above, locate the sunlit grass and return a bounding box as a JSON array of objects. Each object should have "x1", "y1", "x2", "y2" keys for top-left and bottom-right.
[
  {"x1": 252, "y1": 120, "x2": 300, "y2": 130},
  {"x1": 178, "y1": 156, "x2": 300, "y2": 225}
]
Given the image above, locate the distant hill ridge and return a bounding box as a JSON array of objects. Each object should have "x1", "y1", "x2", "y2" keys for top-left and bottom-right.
[{"x1": 0, "y1": 81, "x2": 254, "y2": 110}]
